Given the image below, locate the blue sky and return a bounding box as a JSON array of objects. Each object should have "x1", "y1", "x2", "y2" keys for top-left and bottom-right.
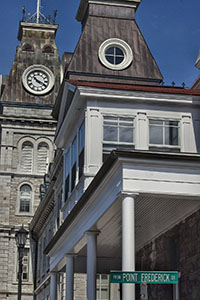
[{"x1": 0, "y1": 0, "x2": 199, "y2": 87}]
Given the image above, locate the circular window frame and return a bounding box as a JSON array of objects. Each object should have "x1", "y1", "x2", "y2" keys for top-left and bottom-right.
[
  {"x1": 98, "y1": 38, "x2": 133, "y2": 70},
  {"x1": 22, "y1": 64, "x2": 55, "y2": 96}
]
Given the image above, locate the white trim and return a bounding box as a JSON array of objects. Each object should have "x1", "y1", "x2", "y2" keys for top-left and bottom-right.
[
  {"x1": 22, "y1": 64, "x2": 55, "y2": 95},
  {"x1": 148, "y1": 118, "x2": 181, "y2": 149},
  {"x1": 98, "y1": 38, "x2": 133, "y2": 70}
]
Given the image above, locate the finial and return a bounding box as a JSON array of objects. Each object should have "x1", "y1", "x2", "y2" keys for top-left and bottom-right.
[
  {"x1": 22, "y1": 6, "x2": 26, "y2": 21},
  {"x1": 36, "y1": 0, "x2": 41, "y2": 24},
  {"x1": 53, "y1": 9, "x2": 57, "y2": 24},
  {"x1": 181, "y1": 82, "x2": 185, "y2": 89}
]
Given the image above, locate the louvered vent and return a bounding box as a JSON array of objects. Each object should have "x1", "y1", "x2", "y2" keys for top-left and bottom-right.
[
  {"x1": 21, "y1": 141, "x2": 33, "y2": 173},
  {"x1": 37, "y1": 142, "x2": 49, "y2": 174}
]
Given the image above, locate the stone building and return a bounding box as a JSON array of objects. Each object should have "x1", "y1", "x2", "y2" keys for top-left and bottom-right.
[
  {"x1": 0, "y1": 7, "x2": 61, "y2": 300},
  {"x1": 30, "y1": 0, "x2": 200, "y2": 300}
]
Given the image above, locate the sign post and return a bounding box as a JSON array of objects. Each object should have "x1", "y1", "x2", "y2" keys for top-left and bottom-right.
[{"x1": 140, "y1": 282, "x2": 148, "y2": 300}]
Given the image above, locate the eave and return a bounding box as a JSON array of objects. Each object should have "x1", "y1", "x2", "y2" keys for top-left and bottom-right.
[{"x1": 67, "y1": 80, "x2": 200, "y2": 96}]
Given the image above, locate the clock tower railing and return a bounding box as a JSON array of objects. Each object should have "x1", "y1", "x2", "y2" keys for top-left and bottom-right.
[{"x1": 21, "y1": 0, "x2": 57, "y2": 25}]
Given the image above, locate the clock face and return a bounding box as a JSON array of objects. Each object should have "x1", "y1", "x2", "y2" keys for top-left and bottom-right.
[
  {"x1": 27, "y1": 70, "x2": 49, "y2": 92},
  {"x1": 22, "y1": 65, "x2": 55, "y2": 95}
]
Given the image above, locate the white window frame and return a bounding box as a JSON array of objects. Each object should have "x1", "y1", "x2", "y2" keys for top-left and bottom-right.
[
  {"x1": 103, "y1": 115, "x2": 135, "y2": 153},
  {"x1": 148, "y1": 118, "x2": 181, "y2": 150},
  {"x1": 98, "y1": 38, "x2": 133, "y2": 70}
]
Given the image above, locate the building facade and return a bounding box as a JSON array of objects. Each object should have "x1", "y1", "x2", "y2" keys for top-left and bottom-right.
[
  {"x1": 30, "y1": 1, "x2": 200, "y2": 300},
  {"x1": 0, "y1": 9, "x2": 61, "y2": 300}
]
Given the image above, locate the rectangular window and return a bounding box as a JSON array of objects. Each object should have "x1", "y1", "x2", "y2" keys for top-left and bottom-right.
[
  {"x1": 57, "y1": 190, "x2": 62, "y2": 228},
  {"x1": 103, "y1": 116, "x2": 135, "y2": 161},
  {"x1": 96, "y1": 274, "x2": 109, "y2": 300},
  {"x1": 78, "y1": 121, "x2": 85, "y2": 179},
  {"x1": 149, "y1": 120, "x2": 180, "y2": 151},
  {"x1": 17, "y1": 248, "x2": 29, "y2": 281},
  {"x1": 63, "y1": 121, "x2": 85, "y2": 200},
  {"x1": 64, "y1": 150, "x2": 70, "y2": 202},
  {"x1": 20, "y1": 200, "x2": 30, "y2": 212},
  {"x1": 38, "y1": 242, "x2": 42, "y2": 279},
  {"x1": 43, "y1": 237, "x2": 46, "y2": 273},
  {"x1": 71, "y1": 137, "x2": 77, "y2": 191}
]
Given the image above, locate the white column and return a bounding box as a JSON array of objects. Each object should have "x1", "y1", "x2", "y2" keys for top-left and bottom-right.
[
  {"x1": 50, "y1": 272, "x2": 57, "y2": 300},
  {"x1": 85, "y1": 108, "x2": 102, "y2": 174},
  {"x1": 137, "y1": 112, "x2": 148, "y2": 150},
  {"x1": 122, "y1": 194, "x2": 137, "y2": 300},
  {"x1": 65, "y1": 255, "x2": 74, "y2": 300},
  {"x1": 86, "y1": 231, "x2": 99, "y2": 300},
  {"x1": 181, "y1": 115, "x2": 196, "y2": 152}
]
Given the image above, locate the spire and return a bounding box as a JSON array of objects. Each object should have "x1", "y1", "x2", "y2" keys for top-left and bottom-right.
[{"x1": 21, "y1": 0, "x2": 57, "y2": 25}]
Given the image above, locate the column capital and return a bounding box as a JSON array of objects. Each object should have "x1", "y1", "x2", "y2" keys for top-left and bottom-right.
[
  {"x1": 118, "y1": 191, "x2": 139, "y2": 200},
  {"x1": 85, "y1": 230, "x2": 100, "y2": 237},
  {"x1": 50, "y1": 271, "x2": 57, "y2": 274},
  {"x1": 65, "y1": 253, "x2": 76, "y2": 258}
]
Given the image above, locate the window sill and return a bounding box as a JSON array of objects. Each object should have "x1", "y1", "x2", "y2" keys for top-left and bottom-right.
[
  {"x1": 149, "y1": 145, "x2": 181, "y2": 152},
  {"x1": 15, "y1": 212, "x2": 34, "y2": 217},
  {"x1": 12, "y1": 280, "x2": 32, "y2": 285}
]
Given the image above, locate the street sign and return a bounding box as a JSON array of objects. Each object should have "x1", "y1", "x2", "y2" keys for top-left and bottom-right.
[{"x1": 110, "y1": 271, "x2": 178, "y2": 284}]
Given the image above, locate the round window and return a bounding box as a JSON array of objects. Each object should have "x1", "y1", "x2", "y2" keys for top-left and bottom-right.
[{"x1": 98, "y1": 38, "x2": 133, "y2": 70}]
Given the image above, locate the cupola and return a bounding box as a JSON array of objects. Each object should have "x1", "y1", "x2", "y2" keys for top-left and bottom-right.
[{"x1": 66, "y1": 0, "x2": 163, "y2": 86}]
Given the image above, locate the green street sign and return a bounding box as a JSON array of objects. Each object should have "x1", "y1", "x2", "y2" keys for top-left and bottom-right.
[{"x1": 110, "y1": 271, "x2": 178, "y2": 284}]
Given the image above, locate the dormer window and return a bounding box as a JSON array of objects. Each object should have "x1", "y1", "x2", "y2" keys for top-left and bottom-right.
[
  {"x1": 98, "y1": 38, "x2": 133, "y2": 70},
  {"x1": 22, "y1": 44, "x2": 34, "y2": 52}
]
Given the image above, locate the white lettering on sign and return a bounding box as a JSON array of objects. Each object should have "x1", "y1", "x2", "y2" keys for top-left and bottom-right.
[
  {"x1": 141, "y1": 273, "x2": 170, "y2": 283},
  {"x1": 123, "y1": 273, "x2": 138, "y2": 282}
]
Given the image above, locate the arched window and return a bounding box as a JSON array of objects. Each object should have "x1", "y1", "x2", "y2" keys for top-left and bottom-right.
[
  {"x1": 22, "y1": 43, "x2": 34, "y2": 52},
  {"x1": 42, "y1": 45, "x2": 54, "y2": 54},
  {"x1": 21, "y1": 141, "x2": 33, "y2": 173},
  {"x1": 37, "y1": 142, "x2": 49, "y2": 174},
  {"x1": 19, "y1": 184, "x2": 32, "y2": 213}
]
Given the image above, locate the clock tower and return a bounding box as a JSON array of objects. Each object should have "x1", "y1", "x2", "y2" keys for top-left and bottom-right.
[
  {"x1": 0, "y1": 4, "x2": 61, "y2": 300},
  {"x1": 1, "y1": 17, "x2": 60, "y2": 104}
]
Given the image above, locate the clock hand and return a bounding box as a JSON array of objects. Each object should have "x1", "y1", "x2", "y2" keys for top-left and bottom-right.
[{"x1": 34, "y1": 77, "x2": 48, "y2": 86}]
